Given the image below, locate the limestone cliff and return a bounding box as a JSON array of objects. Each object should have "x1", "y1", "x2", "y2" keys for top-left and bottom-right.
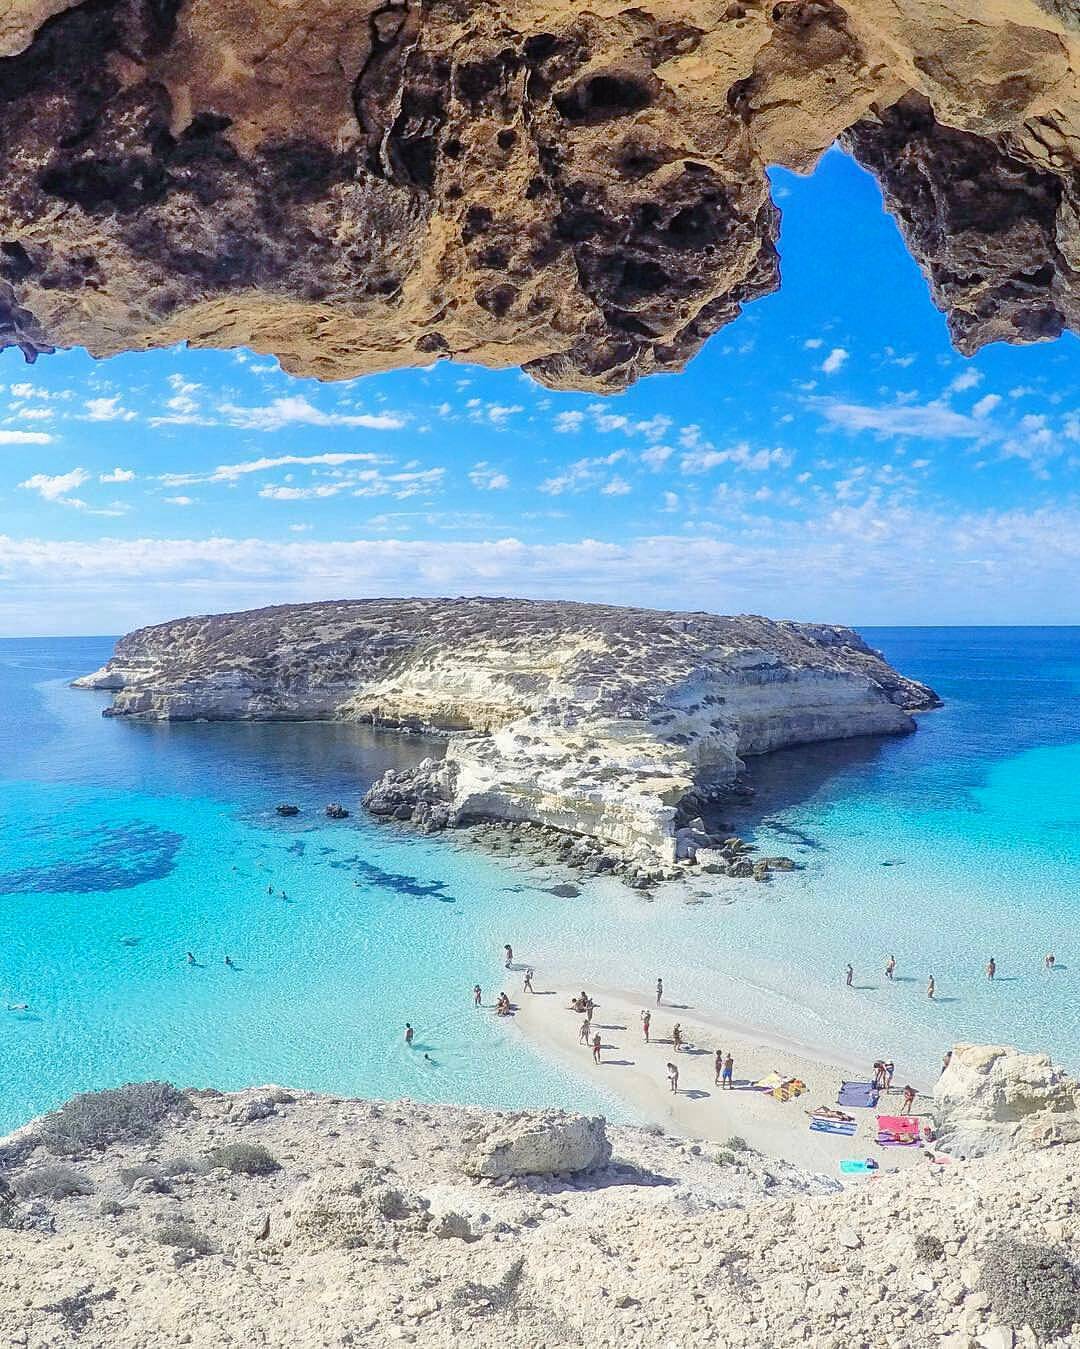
[
  {"x1": 75, "y1": 596, "x2": 939, "y2": 865},
  {"x1": 0, "y1": 0, "x2": 1077, "y2": 387}
]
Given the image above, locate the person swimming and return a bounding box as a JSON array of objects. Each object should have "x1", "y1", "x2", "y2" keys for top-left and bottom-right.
[
  {"x1": 7, "y1": 1002, "x2": 28, "y2": 1011},
  {"x1": 224, "y1": 955, "x2": 234, "y2": 967},
  {"x1": 186, "y1": 951, "x2": 196, "y2": 965}
]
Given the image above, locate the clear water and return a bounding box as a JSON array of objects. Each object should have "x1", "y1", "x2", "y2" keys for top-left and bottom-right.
[{"x1": 1, "y1": 630, "x2": 1078, "y2": 1133}]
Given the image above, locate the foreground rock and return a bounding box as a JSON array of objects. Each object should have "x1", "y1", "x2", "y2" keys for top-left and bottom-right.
[
  {"x1": 76, "y1": 596, "x2": 939, "y2": 865},
  {"x1": 2, "y1": 1054, "x2": 1080, "y2": 1348},
  {"x1": 0, "y1": 1, "x2": 1077, "y2": 386},
  {"x1": 460, "y1": 1109, "x2": 612, "y2": 1178},
  {"x1": 934, "y1": 1043, "x2": 1080, "y2": 1157}
]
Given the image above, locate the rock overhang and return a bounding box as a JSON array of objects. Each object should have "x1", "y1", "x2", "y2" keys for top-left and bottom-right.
[{"x1": 0, "y1": 0, "x2": 1075, "y2": 390}]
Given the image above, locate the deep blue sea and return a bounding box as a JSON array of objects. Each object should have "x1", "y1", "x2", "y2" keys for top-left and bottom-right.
[{"x1": 1, "y1": 629, "x2": 1078, "y2": 1134}]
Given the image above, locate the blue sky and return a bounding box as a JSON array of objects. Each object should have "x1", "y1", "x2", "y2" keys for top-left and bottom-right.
[{"x1": 2, "y1": 148, "x2": 1078, "y2": 635}]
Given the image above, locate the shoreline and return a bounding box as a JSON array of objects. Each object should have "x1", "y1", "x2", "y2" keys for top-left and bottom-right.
[{"x1": 510, "y1": 972, "x2": 933, "y2": 1177}]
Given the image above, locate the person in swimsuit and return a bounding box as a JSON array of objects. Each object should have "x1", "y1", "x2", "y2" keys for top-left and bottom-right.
[
  {"x1": 672, "y1": 1023, "x2": 683, "y2": 1053},
  {"x1": 592, "y1": 1033, "x2": 602, "y2": 1065},
  {"x1": 884, "y1": 1061, "x2": 895, "y2": 1090},
  {"x1": 987, "y1": 956, "x2": 996, "y2": 980},
  {"x1": 666, "y1": 1062, "x2": 679, "y2": 1094},
  {"x1": 722, "y1": 1054, "x2": 734, "y2": 1089},
  {"x1": 404, "y1": 1023, "x2": 414, "y2": 1045},
  {"x1": 1046, "y1": 953, "x2": 1057, "y2": 971},
  {"x1": 504, "y1": 944, "x2": 513, "y2": 968},
  {"x1": 186, "y1": 952, "x2": 196, "y2": 965},
  {"x1": 656, "y1": 977, "x2": 663, "y2": 1007},
  {"x1": 901, "y1": 1084, "x2": 916, "y2": 1115},
  {"x1": 224, "y1": 955, "x2": 234, "y2": 968},
  {"x1": 885, "y1": 955, "x2": 896, "y2": 981},
  {"x1": 473, "y1": 984, "x2": 482, "y2": 1007},
  {"x1": 845, "y1": 963, "x2": 854, "y2": 988},
  {"x1": 642, "y1": 1010, "x2": 651, "y2": 1042},
  {"x1": 714, "y1": 1049, "x2": 724, "y2": 1086},
  {"x1": 927, "y1": 975, "x2": 936, "y2": 1000},
  {"x1": 523, "y1": 968, "x2": 534, "y2": 993},
  {"x1": 579, "y1": 1018, "x2": 591, "y2": 1045}
]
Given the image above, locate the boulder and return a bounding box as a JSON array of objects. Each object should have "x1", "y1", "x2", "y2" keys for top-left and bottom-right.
[
  {"x1": 325, "y1": 804, "x2": 350, "y2": 819},
  {"x1": 933, "y1": 1044, "x2": 1080, "y2": 1157},
  {"x1": 289, "y1": 1168, "x2": 431, "y2": 1251},
  {"x1": 274, "y1": 803, "x2": 300, "y2": 817},
  {"x1": 461, "y1": 1110, "x2": 612, "y2": 1178}
]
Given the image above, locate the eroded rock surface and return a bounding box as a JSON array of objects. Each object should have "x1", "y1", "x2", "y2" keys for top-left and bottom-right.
[
  {"x1": 2, "y1": 1074, "x2": 1080, "y2": 1348},
  {"x1": 74, "y1": 596, "x2": 939, "y2": 863},
  {"x1": 460, "y1": 1109, "x2": 612, "y2": 1178},
  {"x1": 934, "y1": 1042, "x2": 1080, "y2": 1157},
  {"x1": 0, "y1": 0, "x2": 1077, "y2": 386}
]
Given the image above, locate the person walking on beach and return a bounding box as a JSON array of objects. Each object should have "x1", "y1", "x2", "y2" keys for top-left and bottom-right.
[
  {"x1": 845, "y1": 963, "x2": 854, "y2": 988},
  {"x1": 592, "y1": 1033, "x2": 602, "y2": 1065},
  {"x1": 523, "y1": 968, "x2": 534, "y2": 993},
  {"x1": 884, "y1": 1061, "x2": 894, "y2": 1090},
  {"x1": 714, "y1": 1049, "x2": 724, "y2": 1086},
  {"x1": 666, "y1": 1061, "x2": 679, "y2": 1094},
  {"x1": 579, "y1": 1018, "x2": 591, "y2": 1045},
  {"x1": 901, "y1": 1084, "x2": 916, "y2": 1116},
  {"x1": 504, "y1": 944, "x2": 513, "y2": 969},
  {"x1": 642, "y1": 1010, "x2": 651, "y2": 1043},
  {"x1": 656, "y1": 977, "x2": 663, "y2": 1007},
  {"x1": 473, "y1": 984, "x2": 482, "y2": 1007},
  {"x1": 672, "y1": 1023, "x2": 683, "y2": 1053},
  {"x1": 885, "y1": 955, "x2": 896, "y2": 982},
  {"x1": 722, "y1": 1053, "x2": 734, "y2": 1090},
  {"x1": 404, "y1": 1023, "x2": 414, "y2": 1046},
  {"x1": 927, "y1": 975, "x2": 936, "y2": 1000},
  {"x1": 987, "y1": 956, "x2": 996, "y2": 980}
]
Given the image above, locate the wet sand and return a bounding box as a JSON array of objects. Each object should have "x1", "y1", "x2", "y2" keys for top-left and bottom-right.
[{"x1": 511, "y1": 973, "x2": 934, "y2": 1179}]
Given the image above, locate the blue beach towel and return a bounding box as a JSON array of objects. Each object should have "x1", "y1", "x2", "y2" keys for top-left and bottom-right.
[
  {"x1": 810, "y1": 1118, "x2": 857, "y2": 1136},
  {"x1": 838, "y1": 1080, "x2": 879, "y2": 1109},
  {"x1": 840, "y1": 1159, "x2": 878, "y2": 1174}
]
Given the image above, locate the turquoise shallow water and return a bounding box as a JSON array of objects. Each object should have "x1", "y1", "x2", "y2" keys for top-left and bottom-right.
[{"x1": 1, "y1": 630, "x2": 1078, "y2": 1133}]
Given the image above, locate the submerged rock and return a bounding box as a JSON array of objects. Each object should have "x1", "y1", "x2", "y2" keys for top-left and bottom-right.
[{"x1": 275, "y1": 803, "x2": 300, "y2": 817}]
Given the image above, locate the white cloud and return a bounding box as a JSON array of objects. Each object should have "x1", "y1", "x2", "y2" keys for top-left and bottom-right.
[
  {"x1": 100, "y1": 467, "x2": 136, "y2": 483},
  {"x1": 19, "y1": 468, "x2": 89, "y2": 506},
  {"x1": 164, "y1": 495, "x2": 195, "y2": 506},
  {"x1": 161, "y1": 451, "x2": 386, "y2": 488},
  {"x1": 821, "y1": 347, "x2": 848, "y2": 375},
  {"x1": 259, "y1": 468, "x2": 444, "y2": 501},
  {"x1": 13, "y1": 406, "x2": 53, "y2": 421},
  {"x1": 972, "y1": 394, "x2": 1001, "y2": 419},
  {"x1": 662, "y1": 491, "x2": 679, "y2": 512},
  {"x1": 0, "y1": 429, "x2": 53, "y2": 444},
  {"x1": 680, "y1": 443, "x2": 793, "y2": 474},
  {"x1": 640, "y1": 443, "x2": 674, "y2": 471},
  {"x1": 947, "y1": 368, "x2": 982, "y2": 394},
  {"x1": 815, "y1": 398, "x2": 984, "y2": 440},
  {"x1": 469, "y1": 463, "x2": 510, "y2": 491},
  {"x1": 600, "y1": 476, "x2": 632, "y2": 496},
  {"x1": 539, "y1": 451, "x2": 625, "y2": 496},
  {"x1": 83, "y1": 395, "x2": 136, "y2": 422},
  {"x1": 218, "y1": 396, "x2": 406, "y2": 432},
  {"x1": 803, "y1": 338, "x2": 824, "y2": 350}
]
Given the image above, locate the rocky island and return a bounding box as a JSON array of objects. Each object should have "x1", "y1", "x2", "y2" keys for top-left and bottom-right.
[
  {"x1": 1, "y1": 1044, "x2": 1079, "y2": 1349},
  {"x1": 75, "y1": 597, "x2": 939, "y2": 873}
]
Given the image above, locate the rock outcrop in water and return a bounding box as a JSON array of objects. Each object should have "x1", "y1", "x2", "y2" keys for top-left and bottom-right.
[
  {"x1": 75, "y1": 596, "x2": 939, "y2": 865},
  {"x1": 2, "y1": 1048, "x2": 1079, "y2": 1348},
  {"x1": 0, "y1": 0, "x2": 1077, "y2": 386}
]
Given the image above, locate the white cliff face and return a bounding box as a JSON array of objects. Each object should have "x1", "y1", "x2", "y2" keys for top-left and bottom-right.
[
  {"x1": 934, "y1": 1043, "x2": 1080, "y2": 1157},
  {"x1": 75, "y1": 597, "x2": 939, "y2": 863}
]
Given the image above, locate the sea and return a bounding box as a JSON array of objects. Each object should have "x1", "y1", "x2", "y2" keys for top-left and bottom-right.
[{"x1": 0, "y1": 628, "x2": 1078, "y2": 1136}]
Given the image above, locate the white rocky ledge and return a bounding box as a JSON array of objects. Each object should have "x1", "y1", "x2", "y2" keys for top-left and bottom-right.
[{"x1": 76, "y1": 597, "x2": 940, "y2": 866}]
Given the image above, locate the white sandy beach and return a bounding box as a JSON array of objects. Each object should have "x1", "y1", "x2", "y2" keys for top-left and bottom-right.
[{"x1": 511, "y1": 972, "x2": 934, "y2": 1178}]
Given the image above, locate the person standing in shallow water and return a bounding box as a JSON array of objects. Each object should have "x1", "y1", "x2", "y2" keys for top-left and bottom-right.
[
  {"x1": 473, "y1": 984, "x2": 482, "y2": 1007},
  {"x1": 656, "y1": 977, "x2": 663, "y2": 1007},
  {"x1": 845, "y1": 963, "x2": 854, "y2": 988},
  {"x1": 404, "y1": 1023, "x2": 414, "y2": 1046},
  {"x1": 987, "y1": 956, "x2": 996, "y2": 980},
  {"x1": 885, "y1": 955, "x2": 896, "y2": 982},
  {"x1": 503, "y1": 944, "x2": 513, "y2": 968},
  {"x1": 927, "y1": 975, "x2": 936, "y2": 1000}
]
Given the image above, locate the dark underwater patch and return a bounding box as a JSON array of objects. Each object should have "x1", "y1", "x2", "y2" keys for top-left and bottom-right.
[
  {"x1": 327, "y1": 851, "x2": 456, "y2": 902},
  {"x1": 0, "y1": 821, "x2": 182, "y2": 894}
]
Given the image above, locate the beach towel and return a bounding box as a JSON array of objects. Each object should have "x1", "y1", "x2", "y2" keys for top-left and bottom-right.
[
  {"x1": 772, "y1": 1078, "x2": 808, "y2": 1102},
  {"x1": 839, "y1": 1159, "x2": 878, "y2": 1174},
  {"x1": 810, "y1": 1118, "x2": 856, "y2": 1136},
  {"x1": 754, "y1": 1071, "x2": 786, "y2": 1092},
  {"x1": 876, "y1": 1114, "x2": 921, "y2": 1146},
  {"x1": 838, "y1": 1081, "x2": 879, "y2": 1108}
]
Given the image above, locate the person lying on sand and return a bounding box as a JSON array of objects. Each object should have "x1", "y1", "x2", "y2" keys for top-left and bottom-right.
[{"x1": 808, "y1": 1106, "x2": 855, "y2": 1123}]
